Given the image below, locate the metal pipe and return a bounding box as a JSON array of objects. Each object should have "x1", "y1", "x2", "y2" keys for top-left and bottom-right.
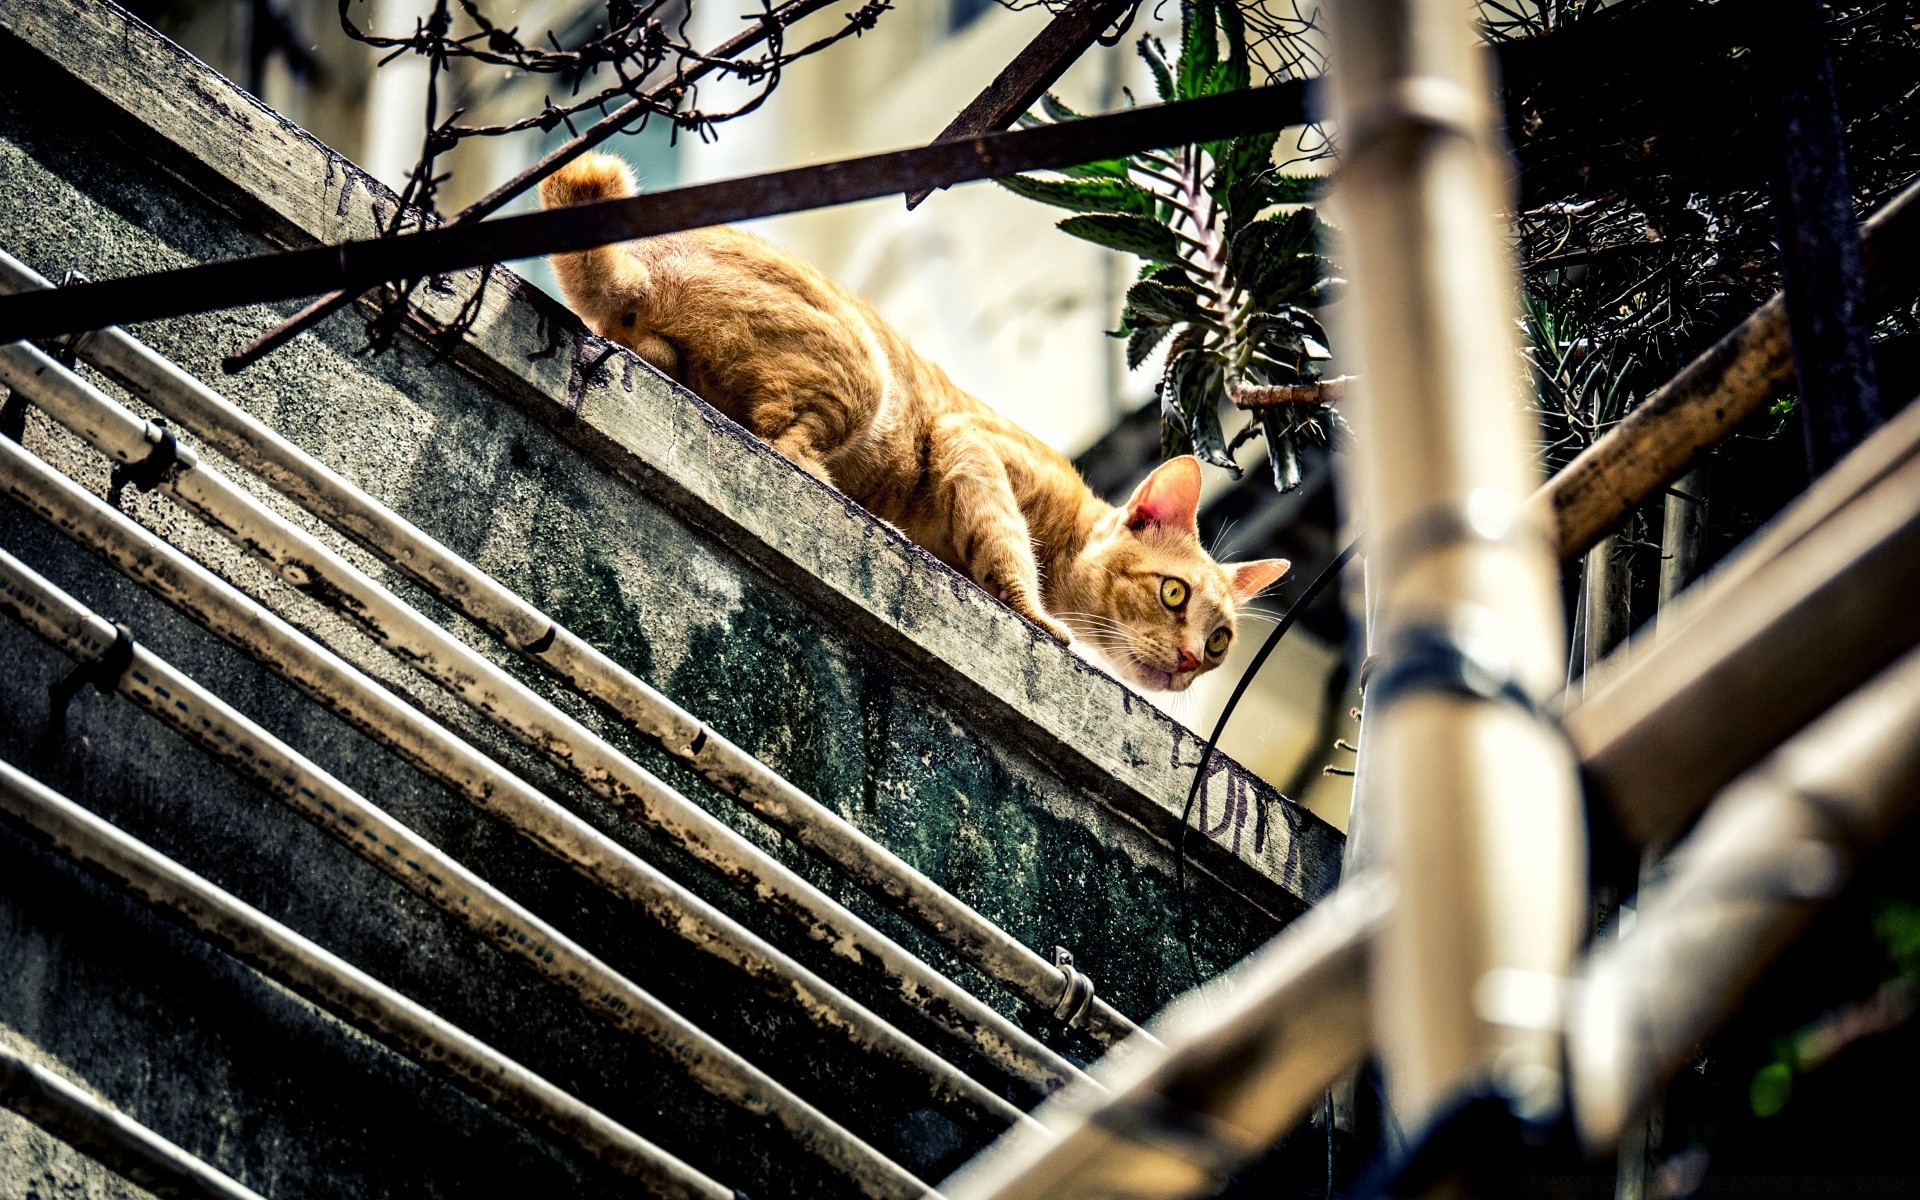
[
  {"x1": 941, "y1": 874, "x2": 1389, "y2": 1200},
  {"x1": 1568, "y1": 639, "x2": 1920, "y2": 1152},
  {"x1": 0, "y1": 1043, "x2": 266, "y2": 1200},
  {"x1": 0, "y1": 83, "x2": 1311, "y2": 343},
  {"x1": 0, "y1": 756, "x2": 732, "y2": 1200},
  {"x1": 0, "y1": 338, "x2": 1086, "y2": 1097},
  {"x1": 1324, "y1": 0, "x2": 1585, "y2": 1135},
  {"x1": 0, "y1": 430, "x2": 1027, "y2": 1135},
  {"x1": 0, "y1": 546, "x2": 931, "y2": 1200},
  {"x1": 0, "y1": 248, "x2": 1138, "y2": 1049}
]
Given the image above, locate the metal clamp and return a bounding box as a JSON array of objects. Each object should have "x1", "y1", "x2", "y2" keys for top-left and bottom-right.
[
  {"x1": 107, "y1": 420, "x2": 190, "y2": 506},
  {"x1": 45, "y1": 623, "x2": 137, "y2": 743},
  {"x1": 1050, "y1": 946, "x2": 1097, "y2": 1027}
]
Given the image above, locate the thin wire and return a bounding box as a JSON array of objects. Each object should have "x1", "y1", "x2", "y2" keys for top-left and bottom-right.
[{"x1": 1174, "y1": 534, "x2": 1362, "y2": 990}]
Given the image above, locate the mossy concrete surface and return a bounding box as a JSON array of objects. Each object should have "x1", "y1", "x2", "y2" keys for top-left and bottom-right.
[{"x1": 0, "y1": 2, "x2": 1343, "y2": 1196}]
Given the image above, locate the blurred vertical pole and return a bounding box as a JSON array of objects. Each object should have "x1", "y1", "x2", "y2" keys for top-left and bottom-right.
[
  {"x1": 1614, "y1": 463, "x2": 1708, "y2": 1200},
  {"x1": 1581, "y1": 535, "x2": 1628, "y2": 691},
  {"x1": 1774, "y1": 0, "x2": 1882, "y2": 473},
  {"x1": 1656, "y1": 469, "x2": 1707, "y2": 623},
  {"x1": 360, "y1": 0, "x2": 439, "y2": 191},
  {"x1": 1322, "y1": 0, "x2": 1586, "y2": 1169}
]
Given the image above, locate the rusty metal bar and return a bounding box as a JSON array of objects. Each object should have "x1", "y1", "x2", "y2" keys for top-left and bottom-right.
[
  {"x1": 0, "y1": 82, "x2": 1309, "y2": 343},
  {"x1": 1568, "y1": 638, "x2": 1920, "y2": 1152},
  {"x1": 0, "y1": 1043, "x2": 265, "y2": 1200},
  {"x1": 0, "y1": 545, "x2": 931, "y2": 1200},
  {"x1": 0, "y1": 247, "x2": 1139, "y2": 1051},
  {"x1": 942, "y1": 875, "x2": 1389, "y2": 1200},
  {"x1": 0, "y1": 429, "x2": 1028, "y2": 1136},
  {"x1": 0, "y1": 339, "x2": 1087, "y2": 1098},
  {"x1": 221, "y1": 0, "x2": 851, "y2": 374},
  {"x1": 903, "y1": 0, "x2": 1134, "y2": 208},
  {"x1": 0, "y1": 754, "x2": 732, "y2": 1200}
]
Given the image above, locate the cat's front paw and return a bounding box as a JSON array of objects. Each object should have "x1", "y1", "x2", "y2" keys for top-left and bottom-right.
[{"x1": 1020, "y1": 606, "x2": 1074, "y2": 645}]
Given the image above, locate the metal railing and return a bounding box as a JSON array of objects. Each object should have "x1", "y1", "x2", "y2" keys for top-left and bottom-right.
[{"x1": 0, "y1": 754, "x2": 730, "y2": 1200}]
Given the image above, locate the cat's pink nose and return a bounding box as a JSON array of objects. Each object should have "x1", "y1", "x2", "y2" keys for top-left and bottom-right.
[{"x1": 1174, "y1": 648, "x2": 1201, "y2": 673}]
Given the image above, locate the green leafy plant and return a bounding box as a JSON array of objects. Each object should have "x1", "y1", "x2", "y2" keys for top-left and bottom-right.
[{"x1": 999, "y1": 0, "x2": 1341, "y2": 492}]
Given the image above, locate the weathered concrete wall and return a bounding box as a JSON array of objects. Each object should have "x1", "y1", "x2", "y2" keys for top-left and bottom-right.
[{"x1": 0, "y1": 2, "x2": 1342, "y2": 1196}]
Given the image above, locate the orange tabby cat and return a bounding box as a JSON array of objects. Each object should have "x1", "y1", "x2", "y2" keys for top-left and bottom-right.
[{"x1": 541, "y1": 152, "x2": 1288, "y2": 692}]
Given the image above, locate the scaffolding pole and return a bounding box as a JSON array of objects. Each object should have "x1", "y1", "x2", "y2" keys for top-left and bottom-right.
[{"x1": 1324, "y1": 0, "x2": 1584, "y2": 1146}]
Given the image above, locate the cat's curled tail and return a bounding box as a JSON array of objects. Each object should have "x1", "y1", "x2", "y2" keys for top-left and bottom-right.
[{"x1": 539, "y1": 153, "x2": 681, "y2": 376}]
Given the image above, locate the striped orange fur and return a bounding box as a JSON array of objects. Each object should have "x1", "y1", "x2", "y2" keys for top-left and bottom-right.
[{"x1": 541, "y1": 153, "x2": 1287, "y2": 692}]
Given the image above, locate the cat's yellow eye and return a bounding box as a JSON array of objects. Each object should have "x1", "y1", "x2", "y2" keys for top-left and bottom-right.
[
  {"x1": 1207, "y1": 628, "x2": 1231, "y2": 657},
  {"x1": 1159, "y1": 577, "x2": 1188, "y2": 609}
]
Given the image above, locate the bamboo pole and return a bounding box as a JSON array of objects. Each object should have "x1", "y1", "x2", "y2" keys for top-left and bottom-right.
[
  {"x1": 1323, "y1": 0, "x2": 1584, "y2": 1135},
  {"x1": 0, "y1": 1044, "x2": 266, "y2": 1200},
  {"x1": 0, "y1": 247, "x2": 1138, "y2": 1050},
  {"x1": 1569, "y1": 439, "x2": 1920, "y2": 851},
  {"x1": 0, "y1": 339, "x2": 1086, "y2": 1098},
  {"x1": 0, "y1": 545, "x2": 931, "y2": 1200},
  {"x1": 0, "y1": 756, "x2": 732, "y2": 1200},
  {"x1": 1568, "y1": 638, "x2": 1920, "y2": 1152},
  {"x1": 0, "y1": 430, "x2": 1027, "y2": 1135}
]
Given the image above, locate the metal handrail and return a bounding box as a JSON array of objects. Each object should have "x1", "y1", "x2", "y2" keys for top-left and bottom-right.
[
  {"x1": 0, "y1": 544, "x2": 929, "y2": 1200},
  {"x1": 0, "y1": 429, "x2": 1027, "y2": 1134},
  {"x1": 0, "y1": 247, "x2": 1140, "y2": 1048},
  {"x1": 0, "y1": 755, "x2": 731, "y2": 1200},
  {"x1": 0, "y1": 337, "x2": 1088, "y2": 1097},
  {"x1": 0, "y1": 1042, "x2": 266, "y2": 1200}
]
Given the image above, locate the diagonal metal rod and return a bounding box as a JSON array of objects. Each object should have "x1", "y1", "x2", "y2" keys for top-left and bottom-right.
[
  {"x1": 0, "y1": 1043, "x2": 266, "y2": 1200},
  {"x1": 0, "y1": 82, "x2": 1309, "y2": 344},
  {"x1": 903, "y1": 0, "x2": 1134, "y2": 209},
  {"x1": 221, "y1": 0, "x2": 851, "y2": 374},
  {"x1": 0, "y1": 755, "x2": 730, "y2": 1200},
  {"x1": 0, "y1": 426, "x2": 1028, "y2": 1135},
  {"x1": 0, "y1": 540, "x2": 929, "y2": 1200},
  {"x1": 1770, "y1": 0, "x2": 1883, "y2": 471}
]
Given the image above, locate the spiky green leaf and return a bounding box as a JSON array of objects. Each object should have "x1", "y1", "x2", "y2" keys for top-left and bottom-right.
[
  {"x1": 1140, "y1": 35, "x2": 1175, "y2": 102},
  {"x1": 1125, "y1": 278, "x2": 1213, "y2": 326},
  {"x1": 1058, "y1": 157, "x2": 1133, "y2": 181},
  {"x1": 1128, "y1": 321, "x2": 1174, "y2": 369},
  {"x1": 1177, "y1": 0, "x2": 1219, "y2": 101},
  {"x1": 1039, "y1": 91, "x2": 1087, "y2": 122},
  {"x1": 1057, "y1": 213, "x2": 1186, "y2": 264},
  {"x1": 995, "y1": 174, "x2": 1161, "y2": 217}
]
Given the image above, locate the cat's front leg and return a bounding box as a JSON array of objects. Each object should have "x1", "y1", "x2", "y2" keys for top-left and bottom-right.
[{"x1": 936, "y1": 439, "x2": 1073, "y2": 644}]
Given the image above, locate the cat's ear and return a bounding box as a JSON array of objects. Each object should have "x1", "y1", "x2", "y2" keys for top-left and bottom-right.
[
  {"x1": 1124, "y1": 456, "x2": 1203, "y2": 533},
  {"x1": 1229, "y1": 559, "x2": 1291, "y2": 602}
]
